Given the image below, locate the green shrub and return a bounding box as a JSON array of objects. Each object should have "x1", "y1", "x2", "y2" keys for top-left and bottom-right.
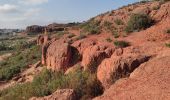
[
  {"x1": 106, "y1": 38, "x2": 112, "y2": 42},
  {"x1": 166, "y1": 29, "x2": 170, "y2": 34},
  {"x1": 103, "y1": 21, "x2": 113, "y2": 31},
  {"x1": 81, "y1": 20, "x2": 101, "y2": 35},
  {"x1": 76, "y1": 33, "x2": 87, "y2": 40},
  {"x1": 152, "y1": 5, "x2": 160, "y2": 10},
  {"x1": 165, "y1": 43, "x2": 170, "y2": 48},
  {"x1": 0, "y1": 69, "x2": 103, "y2": 100},
  {"x1": 114, "y1": 19, "x2": 124, "y2": 25},
  {"x1": 125, "y1": 14, "x2": 152, "y2": 33},
  {"x1": 112, "y1": 31, "x2": 120, "y2": 38},
  {"x1": 67, "y1": 34, "x2": 76, "y2": 38},
  {"x1": 114, "y1": 40, "x2": 130, "y2": 48},
  {"x1": 0, "y1": 45, "x2": 41, "y2": 81}
]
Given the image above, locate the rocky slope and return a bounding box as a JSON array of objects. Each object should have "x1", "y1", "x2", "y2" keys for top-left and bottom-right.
[{"x1": 10, "y1": 1, "x2": 170, "y2": 100}]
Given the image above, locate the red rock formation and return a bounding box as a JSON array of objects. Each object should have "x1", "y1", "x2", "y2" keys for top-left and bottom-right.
[
  {"x1": 94, "y1": 55, "x2": 170, "y2": 100},
  {"x1": 37, "y1": 35, "x2": 49, "y2": 45},
  {"x1": 97, "y1": 50, "x2": 150, "y2": 89},
  {"x1": 82, "y1": 43, "x2": 115, "y2": 72},
  {"x1": 45, "y1": 40, "x2": 72, "y2": 71},
  {"x1": 30, "y1": 89, "x2": 77, "y2": 100}
]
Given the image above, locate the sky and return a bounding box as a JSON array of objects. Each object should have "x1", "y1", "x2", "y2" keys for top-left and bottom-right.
[{"x1": 0, "y1": 0, "x2": 139, "y2": 29}]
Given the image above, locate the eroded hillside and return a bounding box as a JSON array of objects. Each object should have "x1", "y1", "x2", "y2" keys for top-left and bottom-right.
[{"x1": 0, "y1": 0, "x2": 170, "y2": 100}]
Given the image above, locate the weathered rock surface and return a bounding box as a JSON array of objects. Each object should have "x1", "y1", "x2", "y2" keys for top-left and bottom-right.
[
  {"x1": 30, "y1": 89, "x2": 77, "y2": 100},
  {"x1": 45, "y1": 40, "x2": 72, "y2": 71},
  {"x1": 97, "y1": 51, "x2": 150, "y2": 89},
  {"x1": 37, "y1": 35, "x2": 49, "y2": 45},
  {"x1": 82, "y1": 43, "x2": 115, "y2": 72},
  {"x1": 94, "y1": 56, "x2": 170, "y2": 100}
]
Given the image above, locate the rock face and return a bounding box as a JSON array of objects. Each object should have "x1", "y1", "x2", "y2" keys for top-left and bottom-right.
[
  {"x1": 44, "y1": 40, "x2": 72, "y2": 71},
  {"x1": 82, "y1": 43, "x2": 115, "y2": 72},
  {"x1": 97, "y1": 52, "x2": 150, "y2": 89},
  {"x1": 94, "y1": 56, "x2": 170, "y2": 100},
  {"x1": 26, "y1": 25, "x2": 44, "y2": 34},
  {"x1": 30, "y1": 89, "x2": 77, "y2": 100},
  {"x1": 37, "y1": 35, "x2": 49, "y2": 45},
  {"x1": 26, "y1": 23, "x2": 66, "y2": 35}
]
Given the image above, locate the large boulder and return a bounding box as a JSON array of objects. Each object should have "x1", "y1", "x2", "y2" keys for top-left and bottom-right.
[
  {"x1": 82, "y1": 43, "x2": 115, "y2": 72},
  {"x1": 97, "y1": 52, "x2": 150, "y2": 89},
  {"x1": 94, "y1": 56, "x2": 170, "y2": 100},
  {"x1": 30, "y1": 89, "x2": 77, "y2": 100},
  {"x1": 43, "y1": 40, "x2": 72, "y2": 71}
]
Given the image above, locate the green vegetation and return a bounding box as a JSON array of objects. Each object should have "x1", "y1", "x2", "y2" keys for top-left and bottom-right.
[
  {"x1": 114, "y1": 40, "x2": 130, "y2": 48},
  {"x1": 114, "y1": 19, "x2": 124, "y2": 25},
  {"x1": 106, "y1": 38, "x2": 113, "y2": 42},
  {"x1": 125, "y1": 14, "x2": 152, "y2": 33},
  {"x1": 0, "y1": 37, "x2": 41, "y2": 81},
  {"x1": 0, "y1": 68, "x2": 103, "y2": 100},
  {"x1": 103, "y1": 21, "x2": 113, "y2": 31},
  {"x1": 152, "y1": 0, "x2": 170, "y2": 2},
  {"x1": 80, "y1": 20, "x2": 101, "y2": 35},
  {"x1": 152, "y1": 5, "x2": 160, "y2": 10},
  {"x1": 165, "y1": 43, "x2": 170, "y2": 48},
  {"x1": 166, "y1": 29, "x2": 170, "y2": 34},
  {"x1": 112, "y1": 31, "x2": 120, "y2": 38},
  {"x1": 76, "y1": 33, "x2": 87, "y2": 40},
  {"x1": 55, "y1": 31, "x2": 69, "y2": 38},
  {"x1": 67, "y1": 33, "x2": 76, "y2": 38}
]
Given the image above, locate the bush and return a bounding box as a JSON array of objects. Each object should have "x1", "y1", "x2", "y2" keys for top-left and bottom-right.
[
  {"x1": 166, "y1": 29, "x2": 170, "y2": 34},
  {"x1": 75, "y1": 33, "x2": 87, "y2": 40},
  {"x1": 103, "y1": 21, "x2": 113, "y2": 31},
  {"x1": 114, "y1": 40, "x2": 130, "y2": 48},
  {"x1": 125, "y1": 14, "x2": 153, "y2": 33},
  {"x1": 106, "y1": 38, "x2": 112, "y2": 42},
  {"x1": 0, "y1": 45, "x2": 41, "y2": 81},
  {"x1": 165, "y1": 43, "x2": 170, "y2": 48},
  {"x1": 114, "y1": 19, "x2": 124, "y2": 25},
  {"x1": 112, "y1": 31, "x2": 120, "y2": 38},
  {"x1": 0, "y1": 69, "x2": 103, "y2": 100},
  {"x1": 81, "y1": 20, "x2": 101, "y2": 35}
]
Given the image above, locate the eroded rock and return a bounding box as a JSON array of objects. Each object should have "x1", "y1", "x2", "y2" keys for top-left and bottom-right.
[
  {"x1": 30, "y1": 89, "x2": 77, "y2": 100},
  {"x1": 94, "y1": 56, "x2": 170, "y2": 100},
  {"x1": 97, "y1": 53, "x2": 150, "y2": 89}
]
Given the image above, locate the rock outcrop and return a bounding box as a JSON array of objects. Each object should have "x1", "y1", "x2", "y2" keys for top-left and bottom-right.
[
  {"x1": 30, "y1": 89, "x2": 77, "y2": 100},
  {"x1": 26, "y1": 25, "x2": 44, "y2": 34},
  {"x1": 44, "y1": 40, "x2": 72, "y2": 71},
  {"x1": 82, "y1": 43, "x2": 115, "y2": 72},
  {"x1": 97, "y1": 51, "x2": 150, "y2": 89},
  {"x1": 94, "y1": 56, "x2": 170, "y2": 100},
  {"x1": 37, "y1": 35, "x2": 49, "y2": 45}
]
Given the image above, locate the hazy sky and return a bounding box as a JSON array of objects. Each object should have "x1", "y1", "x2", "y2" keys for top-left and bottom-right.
[{"x1": 0, "y1": 0, "x2": 139, "y2": 29}]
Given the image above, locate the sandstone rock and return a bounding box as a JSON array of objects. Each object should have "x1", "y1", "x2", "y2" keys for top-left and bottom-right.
[
  {"x1": 30, "y1": 89, "x2": 77, "y2": 100},
  {"x1": 152, "y1": 2, "x2": 170, "y2": 22},
  {"x1": 97, "y1": 53, "x2": 150, "y2": 89},
  {"x1": 26, "y1": 25, "x2": 44, "y2": 34},
  {"x1": 94, "y1": 56, "x2": 170, "y2": 100},
  {"x1": 45, "y1": 40, "x2": 72, "y2": 71},
  {"x1": 72, "y1": 39, "x2": 97, "y2": 56},
  {"x1": 37, "y1": 35, "x2": 49, "y2": 45},
  {"x1": 82, "y1": 43, "x2": 115, "y2": 72}
]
